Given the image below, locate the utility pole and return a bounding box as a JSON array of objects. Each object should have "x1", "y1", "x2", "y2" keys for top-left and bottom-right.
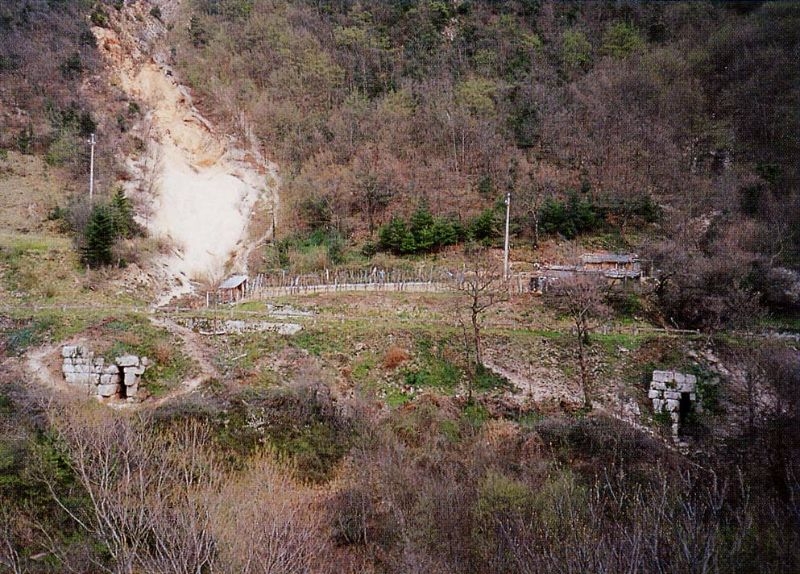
[
  {"x1": 88, "y1": 133, "x2": 96, "y2": 203},
  {"x1": 503, "y1": 189, "x2": 511, "y2": 280}
]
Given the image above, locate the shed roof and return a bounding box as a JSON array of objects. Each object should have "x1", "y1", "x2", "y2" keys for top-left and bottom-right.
[
  {"x1": 219, "y1": 275, "x2": 248, "y2": 289},
  {"x1": 581, "y1": 253, "x2": 638, "y2": 264}
]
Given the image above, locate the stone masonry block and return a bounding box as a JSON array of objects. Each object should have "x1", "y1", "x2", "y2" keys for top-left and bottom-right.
[
  {"x1": 124, "y1": 372, "x2": 138, "y2": 386},
  {"x1": 664, "y1": 391, "x2": 681, "y2": 400},
  {"x1": 651, "y1": 382, "x2": 667, "y2": 391},
  {"x1": 71, "y1": 373, "x2": 93, "y2": 386},
  {"x1": 648, "y1": 389, "x2": 661, "y2": 399},
  {"x1": 97, "y1": 384, "x2": 119, "y2": 397},
  {"x1": 116, "y1": 355, "x2": 139, "y2": 368},
  {"x1": 652, "y1": 399, "x2": 664, "y2": 412},
  {"x1": 103, "y1": 364, "x2": 119, "y2": 375},
  {"x1": 61, "y1": 346, "x2": 77, "y2": 358},
  {"x1": 665, "y1": 399, "x2": 679, "y2": 411},
  {"x1": 652, "y1": 371, "x2": 670, "y2": 383}
]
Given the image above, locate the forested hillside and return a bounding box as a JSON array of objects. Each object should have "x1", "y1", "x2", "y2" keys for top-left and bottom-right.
[
  {"x1": 174, "y1": 0, "x2": 798, "y2": 250},
  {"x1": 0, "y1": 0, "x2": 131, "y2": 186}
]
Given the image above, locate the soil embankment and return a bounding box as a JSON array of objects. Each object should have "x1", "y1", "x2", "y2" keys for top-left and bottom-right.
[{"x1": 92, "y1": 2, "x2": 278, "y2": 305}]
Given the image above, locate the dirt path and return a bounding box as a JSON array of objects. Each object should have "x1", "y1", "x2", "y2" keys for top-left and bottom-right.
[
  {"x1": 147, "y1": 315, "x2": 221, "y2": 406},
  {"x1": 92, "y1": 1, "x2": 279, "y2": 306},
  {"x1": 25, "y1": 345, "x2": 68, "y2": 392}
]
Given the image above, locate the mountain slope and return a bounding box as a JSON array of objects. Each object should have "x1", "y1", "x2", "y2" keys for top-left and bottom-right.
[{"x1": 92, "y1": 1, "x2": 279, "y2": 303}]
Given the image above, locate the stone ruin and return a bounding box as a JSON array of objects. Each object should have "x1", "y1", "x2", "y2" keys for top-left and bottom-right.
[
  {"x1": 649, "y1": 370, "x2": 698, "y2": 442},
  {"x1": 61, "y1": 345, "x2": 149, "y2": 401}
]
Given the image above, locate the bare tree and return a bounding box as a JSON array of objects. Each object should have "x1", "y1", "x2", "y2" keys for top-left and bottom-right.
[
  {"x1": 40, "y1": 404, "x2": 221, "y2": 574},
  {"x1": 545, "y1": 275, "x2": 610, "y2": 409},
  {"x1": 454, "y1": 247, "x2": 508, "y2": 402},
  {"x1": 0, "y1": 505, "x2": 25, "y2": 574},
  {"x1": 212, "y1": 452, "x2": 327, "y2": 574}
]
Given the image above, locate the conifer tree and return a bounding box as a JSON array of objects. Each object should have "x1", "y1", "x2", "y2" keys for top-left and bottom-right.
[
  {"x1": 109, "y1": 188, "x2": 136, "y2": 238},
  {"x1": 82, "y1": 205, "x2": 115, "y2": 267}
]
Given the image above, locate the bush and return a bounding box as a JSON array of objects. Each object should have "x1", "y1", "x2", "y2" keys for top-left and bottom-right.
[
  {"x1": 16, "y1": 126, "x2": 33, "y2": 154},
  {"x1": 59, "y1": 52, "x2": 83, "y2": 79},
  {"x1": 602, "y1": 22, "x2": 644, "y2": 58},
  {"x1": 220, "y1": 384, "x2": 357, "y2": 482},
  {"x1": 383, "y1": 346, "x2": 410, "y2": 369},
  {"x1": 90, "y1": 6, "x2": 109, "y2": 26},
  {"x1": 270, "y1": 229, "x2": 348, "y2": 271}
]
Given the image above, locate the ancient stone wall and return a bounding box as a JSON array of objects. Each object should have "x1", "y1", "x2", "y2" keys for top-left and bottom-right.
[
  {"x1": 649, "y1": 370, "x2": 697, "y2": 441},
  {"x1": 61, "y1": 346, "x2": 148, "y2": 401}
]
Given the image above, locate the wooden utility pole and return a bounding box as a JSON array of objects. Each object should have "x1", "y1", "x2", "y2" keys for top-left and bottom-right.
[
  {"x1": 503, "y1": 190, "x2": 511, "y2": 280},
  {"x1": 88, "y1": 133, "x2": 96, "y2": 203}
]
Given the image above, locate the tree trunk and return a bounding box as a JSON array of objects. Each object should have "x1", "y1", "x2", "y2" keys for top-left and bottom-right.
[
  {"x1": 576, "y1": 324, "x2": 590, "y2": 409},
  {"x1": 472, "y1": 306, "x2": 482, "y2": 367}
]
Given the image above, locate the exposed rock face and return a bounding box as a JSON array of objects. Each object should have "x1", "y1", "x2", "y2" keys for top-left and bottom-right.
[
  {"x1": 61, "y1": 346, "x2": 149, "y2": 401},
  {"x1": 648, "y1": 370, "x2": 698, "y2": 442}
]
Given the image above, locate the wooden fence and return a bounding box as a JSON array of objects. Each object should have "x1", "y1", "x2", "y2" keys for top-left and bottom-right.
[{"x1": 246, "y1": 268, "x2": 535, "y2": 298}]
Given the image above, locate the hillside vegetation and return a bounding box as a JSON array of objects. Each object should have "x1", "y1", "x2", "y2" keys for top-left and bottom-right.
[
  {"x1": 1, "y1": 1, "x2": 800, "y2": 573},
  {"x1": 167, "y1": 0, "x2": 800, "y2": 330},
  {"x1": 174, "y1": 1, "x2": 798, "y2": 248}
]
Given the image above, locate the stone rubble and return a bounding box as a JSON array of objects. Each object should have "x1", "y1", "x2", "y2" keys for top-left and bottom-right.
[{"x1": 61, "y1": 345, "x2": 149, "y2": 401}]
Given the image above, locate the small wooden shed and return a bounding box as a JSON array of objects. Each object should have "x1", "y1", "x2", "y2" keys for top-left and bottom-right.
[
  {"x1": 580, "y1": 253, "x2": 641, "y2": 278},
  {"x1": 218, "y1": 275, "x2": 248, "y2": 303}
]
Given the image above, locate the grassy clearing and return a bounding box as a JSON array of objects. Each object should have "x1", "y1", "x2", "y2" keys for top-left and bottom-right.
[
  {"x1": 206, "y1": 331, "x2": 287, "y2": 381},
  {"x1": 0, "y1": 308, "x2": 109, "y2": 356},
  {"x1": 96, "y1": 314, "x2": 196, "y2": 395},
  {"x1": 592, "y1": 332, "x2": 649, "y2": 353},
  {"x1": 761, "y1": 313, "x2": 800, "y2": 333},
  {"x1": 0, "y1": 232, "x2": 152, "y2": 307},
  {"x1": 0, "y1": 234, "x2": 76, "y2": 299}
]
